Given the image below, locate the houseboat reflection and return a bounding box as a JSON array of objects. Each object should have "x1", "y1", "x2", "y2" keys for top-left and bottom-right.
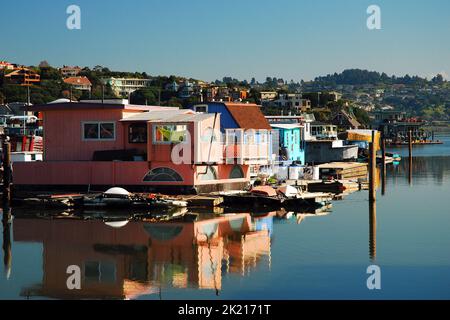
[{"x1": 13, "y1": 212, "x2": 273, "y2": 299}]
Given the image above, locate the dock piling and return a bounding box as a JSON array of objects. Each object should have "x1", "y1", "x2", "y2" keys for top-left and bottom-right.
[
  {"x1": 2, "y1": 208, "x2": 12, "y2": 278},
  {"x1": 369, "y1": 130, "x2": 376, "y2": 202},
  {"x1": 408, "y1": 130, "x2": 413, "y2": 185},
  {"x1": 369, "y1": 196, "x2": 377, "y2": 261},
  {"x1": 2, "y1": 141, "x2": 12, "y2": 207},
  {"x1": 381, "y1": 132, "x2": 386, "y2": 196}
]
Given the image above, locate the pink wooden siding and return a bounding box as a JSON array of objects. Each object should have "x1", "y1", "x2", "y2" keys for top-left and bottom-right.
[
  {"x1": 43, "y1": 109, "x2": 127, "y2": 161},
  {"x1": 13, "y1": 161, "x2": 197, "y2": 186},
  {"x1": 13, "y1": 161, "x2": 150, "y2": 185},
  {"x1": 13, "y1": 162, "x2": 248, "y2": 187}
]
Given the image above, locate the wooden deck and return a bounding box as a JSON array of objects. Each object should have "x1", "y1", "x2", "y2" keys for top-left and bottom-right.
[{"x1": 317, "y1": 162, "x2": 368, "y2": 180}]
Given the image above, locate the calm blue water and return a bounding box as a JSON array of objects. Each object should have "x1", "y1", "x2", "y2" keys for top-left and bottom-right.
[{"x1": 1, "y1": 133, "x2": 449, "y2": 300}]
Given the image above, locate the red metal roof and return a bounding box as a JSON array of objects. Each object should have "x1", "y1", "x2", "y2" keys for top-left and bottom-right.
[{"x1": 224, "y1": 102, "x2": 272, "y2": 130}]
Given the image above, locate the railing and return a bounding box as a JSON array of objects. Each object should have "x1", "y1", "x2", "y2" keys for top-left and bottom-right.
[
  {"x1": 223, "y1": 143, "x2": 271, "y2": 164},
  {"x1": 196, "y1": 141, "x2": 223, "y2": 164}
]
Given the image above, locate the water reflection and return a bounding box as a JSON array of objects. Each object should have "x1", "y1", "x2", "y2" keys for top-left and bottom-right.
[
  {"x1": 12, "y1": 212, "x2": 274, "y2": 299},
  {"x1": 2, "y1": 151, "x2": 450, "y2": 299},
  {"x1": 387, "y1": 156, "x2": 450, "y2": 185},
  {"x1": 369, "y1": 200, "x2": 376, "y2": 262},
  {"x1": 2, "y1": 210, "x2": 12, "y2": 279}
]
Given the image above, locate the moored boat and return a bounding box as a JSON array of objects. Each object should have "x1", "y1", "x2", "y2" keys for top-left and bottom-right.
[
  {"x1": 222, "y1": 186, "x2": 284, "y2": 209},
  {"x1": 386, "y1": 152, "x2": 402, "y2": 162},
  {"x1": 75, "y1": 187, "x2": 188, "y2": 209}
]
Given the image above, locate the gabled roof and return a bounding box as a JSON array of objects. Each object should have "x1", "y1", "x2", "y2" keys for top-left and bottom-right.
[
  {"x1": 333, "y1": 109, "x2": 361, "y2": 128},
  {"x1": 4, "y1": 68, "x2": 38, "y2": 77},
  {"x1": 223, "y1": 102, "x2": 272, "y2": 130},
  {"x1": 63, "y1": 76, "x2": 92, "y2": 86}
]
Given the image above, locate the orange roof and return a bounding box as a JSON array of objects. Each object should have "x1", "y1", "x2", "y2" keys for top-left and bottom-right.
[
  {"x1": 224, "y1": 103, "x2": 272, "y2": 130},
  {"x1": 4, "y1": 68, "x2": 36, "y2": 77},
  {"x1": 63, "y1": 76, "x2": 92, "y2": 86}
]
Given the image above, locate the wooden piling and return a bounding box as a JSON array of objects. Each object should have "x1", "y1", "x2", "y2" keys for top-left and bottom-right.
[
  {"x1": 369, "y1": 130, "x2": 376, "y2": 202},
  {"x1": 408, "y1": 130, "x2": 413, "y2": 185},
  {"x1": 2, "y1": 141, "x2": 12, "y2": 207},
  {"x1": 369, "y1": 197, "x2": 377, "y2": 261},
  {"x1": 381, "y1": 132, "x2": 386, "y2": 195},
  {"x1": 2, "y1": 209, "x2": 12, "y2": 277}
]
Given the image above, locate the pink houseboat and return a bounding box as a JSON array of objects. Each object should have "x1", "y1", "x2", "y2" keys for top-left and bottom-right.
[{"x1": 13, "y1": 100, "x2": 272, "y2": 194}]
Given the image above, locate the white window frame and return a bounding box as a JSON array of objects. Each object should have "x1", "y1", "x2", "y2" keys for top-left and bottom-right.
[
  {"x1": 194, "y1": 104, "x2": 208, "y2": 113},
  {"x1": 82, "y1": 121, "x2": 116, "y2": 141}
]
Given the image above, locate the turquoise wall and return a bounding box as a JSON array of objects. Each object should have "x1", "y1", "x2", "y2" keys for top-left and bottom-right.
[{"x1": 279, "y1": 127, "x2": 305, "y2": 164}]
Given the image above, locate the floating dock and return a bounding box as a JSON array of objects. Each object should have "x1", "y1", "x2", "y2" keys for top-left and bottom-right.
[
  {"x1": 317, "y1": 162, "x2": 368, "y2": 180},
  {"x1": 180, "y1": 195, "x2": 224, "y2": 207}
]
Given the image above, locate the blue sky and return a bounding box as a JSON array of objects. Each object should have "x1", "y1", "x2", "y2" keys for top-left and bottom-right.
[{"x1": 1, "y1": 0, "x2": 449, "y2": 81}]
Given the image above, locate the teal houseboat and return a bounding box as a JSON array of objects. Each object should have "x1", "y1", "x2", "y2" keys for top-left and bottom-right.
[{"x1": 271, "y1": 123, "x2": 306, "y2": 164}]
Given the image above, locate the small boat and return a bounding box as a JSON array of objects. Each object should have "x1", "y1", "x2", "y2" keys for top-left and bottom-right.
[
  {"x1": 222, "y1": 186, "x2": 284, "y2": 209},
  {"x1": 307, "y1": 181, "x2": 346, "y2": 194},
  {"x1": 76, "y1": 188, "x2": 187, "y2": 210},
  {"x1": 222, "y1": 185, "x2": 332, "y2": 211},
  {"x1": 386, "y1": 152, "x2": 402, "y2": 162}
]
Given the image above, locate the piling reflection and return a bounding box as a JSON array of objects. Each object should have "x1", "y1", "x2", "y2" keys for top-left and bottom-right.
[
  {"x1": 387, "y1": 156, "x2": 450, "y2": 185},
  {"x1": 369, "y1": 200, "x2": 377, "y2": 261},
  {"x1": 2, "y1": 209, "x2": 12, "y2": 279},
  {"x1": 409, "y1": 156, "x2": 413, "y2": 185},
  {"x1": 13, "y1": 211, "x2": 273, "y2": 299}
]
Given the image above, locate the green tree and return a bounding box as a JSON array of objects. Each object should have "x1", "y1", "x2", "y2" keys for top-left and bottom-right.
[
  {"x1": 39, "y1": 67, "x2": 62, "y2": 81},
  {"x1": 130, "y1": 87, "x2": 160, "y2": 105},
  {"x1": 352, "y1": 107, "x2": 370, "y2": 127}
]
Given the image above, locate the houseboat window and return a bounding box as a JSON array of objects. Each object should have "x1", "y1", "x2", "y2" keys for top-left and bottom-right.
[
  {"x1": 143, "y1": 167, "x2": 183, "y2": 182},
  {"x1": 201, "y1": 127, "x2": 218, "y2": 142},
  {"x1": 129, "y1": 123, "x2": 147, "y2": 143},
  {"x1": 229, "y1": 165, "x2": 244, "y2": 179},
  {"x1": 259, "y1": 132, "x2": 266, "y2": 144},
  {"x1": 82, "y1": 122, "x2": 115, "y2": 141},
  {"x1": 198, "y1": 166, "x2": 217, "y2": 181},
  {"x1": 194, "y1": 105, "x2": 208, "y2": 113},
  {"x1": 100, "y1": 123, "x2": 115, "y2": 139},
  {"x1": 84, "y1": 261, "x2": 116, "y2": 284},
  {"x1": 245, "y1": 130, "x2": 256, "y2": 144},
  {"x1": 154, "y1": 124, "x2": 187, "y2": 143},
  {"x1": 84, "y1": 123, "x2": 98, "y2": 139}
]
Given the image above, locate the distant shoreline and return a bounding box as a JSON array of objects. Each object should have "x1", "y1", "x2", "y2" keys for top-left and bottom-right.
[{"x1": 424, "y1": 124, "x2": 450, "y2": 132}]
